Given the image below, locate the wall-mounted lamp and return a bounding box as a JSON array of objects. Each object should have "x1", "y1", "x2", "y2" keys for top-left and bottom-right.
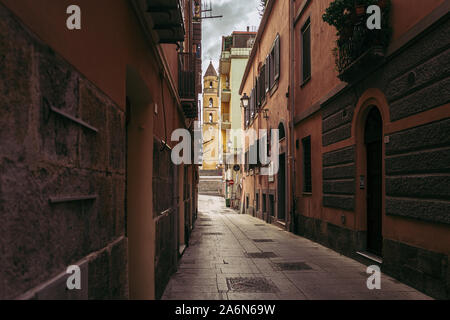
[
  {"x1": 262, "y1": 109, "x2": 269, "y2": 120},
  {"x1": 240, "y1": 93, "x2": 249, "y2": 109}
]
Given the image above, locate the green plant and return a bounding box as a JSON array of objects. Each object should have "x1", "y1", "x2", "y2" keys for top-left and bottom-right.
[{"x1": 323, "y1": 0, "x2": 392, "y2": 76}]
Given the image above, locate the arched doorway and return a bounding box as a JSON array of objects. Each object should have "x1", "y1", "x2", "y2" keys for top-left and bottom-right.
[{"x1": 364, "y1": 107, "x2": 383, "y2": 256}]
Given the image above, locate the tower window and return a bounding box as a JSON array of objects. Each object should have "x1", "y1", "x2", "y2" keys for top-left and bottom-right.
[
  {"x1": 209, "y1": 81, "x2": 213, "y2": 88},
  {"x1": 209, "y1": 113, "x2": 213, "y2": 123},
  {"x1": 209, "y1": 98, "x2": 213, "y2": 107}
]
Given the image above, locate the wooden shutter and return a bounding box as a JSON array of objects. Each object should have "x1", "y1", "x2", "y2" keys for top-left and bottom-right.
[
  {"x1": 265, "y1": 55, "x2": 270, "y2": 93},
  {"x1": 252, "y1": 88, "x2": 256, "y2": 118},
  {"x1": 260, "y1": 65, "x2": 266, "y2": 103},
  {"x1": 274, "y1": 35, "x2": 280, "y2": 81},
  {"x1": 302, "y1": 19, "x2": 311, "y2": 82},
  {"x1": 256, "y1": 77, "x2": 260, "y2": 108}
]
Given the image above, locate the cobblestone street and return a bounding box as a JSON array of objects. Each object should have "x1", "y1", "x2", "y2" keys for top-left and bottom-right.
[{"x1": 162, "y1": 195, "x2": 431, "y2": 300}]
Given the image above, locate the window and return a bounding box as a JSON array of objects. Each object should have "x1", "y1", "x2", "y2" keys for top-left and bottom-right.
[
  {"x1": 301, "y1": 18, "x2": 311, "y2": 83},
  {"x1": 302, "y1": 136, "x2": 312, "y2": 193},
  {"x1": 262, "y1": 194, "x2": 267, "y2": 213},
  {"x1": 209, "y1": 113, "x2": 213, "y2": 123},
  {"x1": 268, "y1": 35, "x2": 280, "y2": 90},
  {"x1": 209, "y1": 98, "x2": 213, "y2": 107},
  {"x1": 209, "y1": 81, "x2": 213, "y2": 88},
  {"x1": 278, "y1": 123, "x2": 286, "y2": 140},
  {"x1": 256, "y1": 192, "x2": 260, "y2": 212},
  {"x1": 269, "y1": 194, "x2": 275, "y2": 216}
]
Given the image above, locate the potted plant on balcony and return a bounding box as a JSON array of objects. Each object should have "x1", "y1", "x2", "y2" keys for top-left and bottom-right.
[{"x1": 323, "y1": 0, "x2": 392, "y2": 82}]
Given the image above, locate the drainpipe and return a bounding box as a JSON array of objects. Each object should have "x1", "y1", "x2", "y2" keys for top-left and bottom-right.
[{"x1": 289, "y1": 0, "x2": 296, "y2": 233}]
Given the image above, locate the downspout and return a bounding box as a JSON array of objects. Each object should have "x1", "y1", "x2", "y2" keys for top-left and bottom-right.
[{"x1": 289, "y1": 0, "x2": 296, "y2": 233}]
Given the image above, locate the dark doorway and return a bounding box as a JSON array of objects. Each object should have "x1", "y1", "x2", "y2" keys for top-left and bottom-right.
[
  {"x1": 365, "y1": 107, "x2": 383, "y2": 256},
  {"x1": 277, "y1": 153, "x2": 286, "y2": 221}
]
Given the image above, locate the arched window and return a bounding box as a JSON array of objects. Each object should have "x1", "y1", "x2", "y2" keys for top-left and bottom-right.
[
  {"x1": 209, "y1": 98, "x2": 213, "y2": 107},
  {"x1": 209, "y1": 81, "x2": 213, "y2": 88},
  {"x1": 209, "y1": 113, "x2": 213, "y2": 123}
]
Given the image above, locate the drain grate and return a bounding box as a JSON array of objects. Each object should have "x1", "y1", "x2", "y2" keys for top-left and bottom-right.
[
  {"x1": 245, "y1": 252, "x2": 277, "y2": 259},
  {"x1": 254, "y1": 224, "x2": 266, "y2": 226},
  {"x1": 200, "y1": 218, "x2": 212, "y2": 221},
  {"x1": 253, "y1": 239, "x2": 274, "y2": 243},
  {"x1": 197, "y1": 224, "x2": 213, "y2": 227},
  {"x1": 226, "y1": 277, "x2": 279, "y2": 293},
  {"x1": 202, "y1": 232, "x2": 224, "y2": 236},
  {"x1": 273, "y1": 262, "x2": 312, "y2": 271}
]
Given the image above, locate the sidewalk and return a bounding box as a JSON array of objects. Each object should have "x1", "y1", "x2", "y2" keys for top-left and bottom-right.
[{"x1": 162, "y1": 195, "x2": 432, "y2": 300}]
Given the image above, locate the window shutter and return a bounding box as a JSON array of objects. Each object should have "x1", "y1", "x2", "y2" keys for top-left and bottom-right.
[
  {"x1": 260, "y1": 65, "x2": 265, "y2": 103},
  {"x1": 265, "y1": 56, "x2": 269, "y2": 93},
  {"x1": 302, "y1": 19, "x2": 311, "y2": 82},
  {"x1": 251, "y1": 88, "x2": 255, "y2": 118},
  {"x1": 256, "y1": 77, "x2": 260, "y2": 108},
  {"x1": 274, "y1": 35, "x2": 280, "y2": 81}
]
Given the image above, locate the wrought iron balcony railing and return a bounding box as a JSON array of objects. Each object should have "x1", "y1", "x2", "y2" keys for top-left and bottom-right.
[{"x1": 178, "y1": 52, "x2": 198, "y2": 118}]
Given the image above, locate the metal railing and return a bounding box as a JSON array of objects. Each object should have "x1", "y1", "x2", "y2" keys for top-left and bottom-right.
[
  {"x1": 230, "y1": 47, "x2": 252, "y2": 57},
  {"x1": 178, "y1": 52, "x2": 196, "y2": 100},
  {"x1": 336, "y1": 23, "x2": 382, "y2": 74},
  {"x1": 221, "y1": 113, "x2": 231, "y2": 122}
]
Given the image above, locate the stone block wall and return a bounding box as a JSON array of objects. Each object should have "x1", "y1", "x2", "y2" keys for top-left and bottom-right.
[{"x1": 0, "y1": 5, "x2": 128, "y2": 299}]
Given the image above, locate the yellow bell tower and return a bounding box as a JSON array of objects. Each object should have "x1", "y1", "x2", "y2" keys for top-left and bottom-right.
[{"x1": 202, "y1": 62, "x2": 220, "y2": 170}]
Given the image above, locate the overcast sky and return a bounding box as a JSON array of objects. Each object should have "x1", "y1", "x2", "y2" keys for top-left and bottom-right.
[{"x1": 201, "y1": 0, "x2": 262, "y2": 77}]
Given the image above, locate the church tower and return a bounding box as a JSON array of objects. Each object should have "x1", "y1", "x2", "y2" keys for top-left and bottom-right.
[{"x1": 202, "y1": 62, "x2": 220, "y2": 170}]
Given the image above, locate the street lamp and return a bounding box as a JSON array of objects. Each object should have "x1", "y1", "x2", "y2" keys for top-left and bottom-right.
[{"x1": 240, "y1": 93, "x2": 249, "y2": 109}]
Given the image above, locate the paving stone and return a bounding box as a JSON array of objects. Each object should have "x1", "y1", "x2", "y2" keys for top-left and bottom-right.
[{"x1": 161, "y1": 195, "x2": 432, "y2": 300}]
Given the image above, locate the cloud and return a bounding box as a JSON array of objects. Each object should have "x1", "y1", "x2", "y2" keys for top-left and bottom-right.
[{"x1": 201, "y1": 0, "x2": 262, "y2": 76}]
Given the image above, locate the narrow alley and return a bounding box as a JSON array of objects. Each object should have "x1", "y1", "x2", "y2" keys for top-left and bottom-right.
[{"x1": 162, "y1": 195, "x2": 431, "y2": 300}]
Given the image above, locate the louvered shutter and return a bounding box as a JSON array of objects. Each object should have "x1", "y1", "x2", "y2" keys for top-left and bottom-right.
[{"x1": 274, "y1": 35, "x2": 280, "y2": 81}]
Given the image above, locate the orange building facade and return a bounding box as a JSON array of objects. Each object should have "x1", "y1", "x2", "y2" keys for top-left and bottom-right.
[
  {"x1": 240, "y1": 0, "x2": 294, "y2": 230},
  {"x1": 0, "y1": 0, "x2": 202, "y2": 299},
  {"x1": 240, "y1": 0, "x2": 449, "y2": 299}
]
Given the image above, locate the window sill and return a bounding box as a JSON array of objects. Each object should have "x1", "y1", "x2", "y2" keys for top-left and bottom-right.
[{"x1": 302, "y1": 192, "x2": 312, "y2": 197}]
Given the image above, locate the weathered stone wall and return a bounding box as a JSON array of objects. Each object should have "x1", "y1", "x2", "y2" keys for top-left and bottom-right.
[
  {"x1": 0, "y1": 5, "x2": 127, "y2": 299},
  {"x1": 322, "y1": 146, "x2": 356, "y2": 211}
]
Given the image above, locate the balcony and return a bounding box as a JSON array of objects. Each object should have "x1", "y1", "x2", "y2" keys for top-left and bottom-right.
[
  {"x1": 178, "y1": 52, "x2": 198, "y2": 118},
  {"x1": 230, "y1": 47, "x2": 252, "y2": 57},
  {"x1": 220, "y1": 51, "x2": 231, "y2": 74},
  {"x1": 221, "y1": 113, "x2": 231, "y2": 129},
  {"x1": 336, "y1": 24, "x2": 386, "y2": 83},
  {"x1": 322, "y1": 1, "x2": 392, "y2": 83},
  {"x1": 146, "y1": 0, "x2": 185, "y2": 44},
  {"x1": 221, "y1": 86, "x2": 231, "y2": 102}
]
